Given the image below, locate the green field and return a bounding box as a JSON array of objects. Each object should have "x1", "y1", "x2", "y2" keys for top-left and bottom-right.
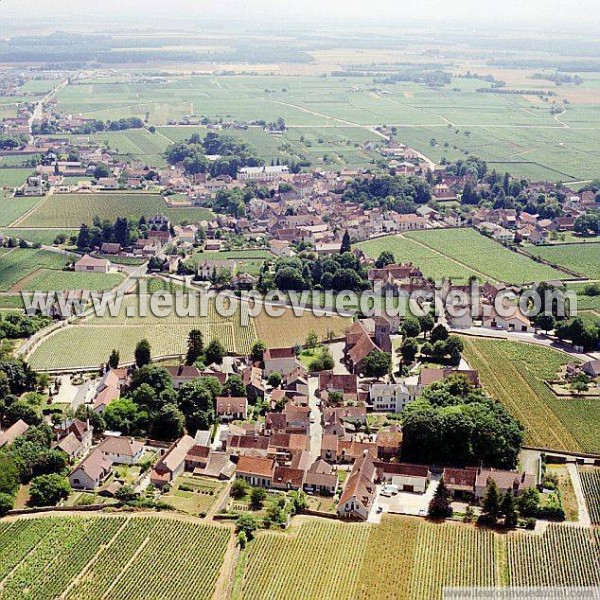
[
  {"x1": 0, "y1": 516, "x2": 229, "y2": 600},
  {"x1": 28, "y1": 295, "x2": 257, "y2": 369},
  {"x1": 1, "y1": 514, "x2": 598, "y2": 600},
  {"x1": 0, "y1": 248, "x2": 71, "y2": 292},
  {"x1": 239, "y1": 516, "x2": 600, "y2": 599},
  {"x1": 0, "y1": 228, "x2": 77, "y2": 246},
  {"x1": 0, "y1": 194, "x2": 43, "y2": 227},
  {"x1": 0, "y1": 168, "x2": 34, "y2": 191},
  {"x1": 358, "y1": 233, "x2": 482, "y2": 283},
  {"x1": 462, "y1": 337, "x2": 600, "y2": 454},
  {"x1": 51, "y1": 74, "x2": 600, "y2": 180},
  {"x1": 18, "y1": 193, "x2": 214, "y2": 227},
  {"x1": 406, "y1": 228, "x2": 569, "y2": 284},
  {"x1": 528, "y1": 243, "x2": 600, "y2": 280},
  {"x1": 15, "y1": 268, "x2": 124, "y2": 292}
]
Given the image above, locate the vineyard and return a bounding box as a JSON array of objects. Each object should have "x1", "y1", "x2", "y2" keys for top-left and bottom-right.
[
  {"x1": 507, "y1": 525, "x2": 600, "y2": 587},
  {"x1": 0, "y1": 516, "x2": 229, "y2": 600},
  {"x1": 406, "y1": 228, "x2": 568, "y2": 284},
  {"x1": 1, "y1": 514, "x2": 598, "y2": 599},
  {"x1": 0, "y1": 193, "x2": 42, "y2": 226},
  {"x1": 241, "y1": 520, "x2": 370, "y2": 600},
  {"x1": 237, "y1": 515, "x2": 600, "y2": 599},
  {"x1": 461, "y1": 337, "x2": 600, "y2": 454},
  {"x1": 357, "y1": 234, "x2": 481, "y2": 283},
  {"x1": 529, "y1": 243, "x2": 600, "y2": 280},
  {"x1": 580, "y1": 468, "x2": 600, "y2": 525},
  {"x1": 18, "y1": 193, "x2": 214, "y2": 228},
  {"x1": 254, "y1": 308, "x2": 351, "y2": 348},
  {"x1": 28, "y1": 295, "x2": 258, "y2": 369},
  {"x1": 0, "y1": 248, "x2": 72, "y2": 291}
]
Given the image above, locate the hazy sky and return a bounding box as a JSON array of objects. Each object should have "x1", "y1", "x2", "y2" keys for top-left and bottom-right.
[{"x1": 2, "y1": 0, "x2": 599, "y2": 28}]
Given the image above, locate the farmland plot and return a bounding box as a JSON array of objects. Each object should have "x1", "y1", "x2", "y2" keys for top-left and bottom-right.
[
  {"x1": 18, "y1": 193, "x2": 213, "y2": 227},
  {"x1": 507, "y1": 525, "x2": 600, "y2": 588},
  {"x1": 357, "y1": 234, "x2": 481, "y2": 283},
  {"x1": 462, "y1": 337, "x2": 600, "y2": 454},
  {"x1": 580, "y1": 468, "x2": 600, "y2": 525},
  {"x1": 28, "y1": 295, "x2": 257, "y2": 369},
  {"x1": 0, "y1": 248, "x2": 71, "y2": 291},
  {"x1": 406, "y1": 228, "x2": 568, "y2": 284},
  {"x1": 529, "y1": 243, "x2": 600, "y2": 280},
  {"x1": 242, "y1": 520, "x2": 370, "y2": 600},
  {"x1": 0, "y1": 193, "x2": 42, "y2": 226},
  {"x1": 0, "y1": 516, "x2": 229, "y2": 600}
]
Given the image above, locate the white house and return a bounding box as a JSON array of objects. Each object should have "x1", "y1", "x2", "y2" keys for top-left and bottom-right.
[
  {"x1": 74, "y1": 254, "x2": 110, "y2": 274},
  {"x1": 97, "y1": 435, "x2": 144, "y2": 465},
  {"x1": 69, "y1": 448, "x2": 113, "y2": 490},
  {"x1": 369, "y1": 383, "x2": 414, "y2": 413},
  {"x1": 264, "y1": 347, "x2": 300, "y2": 377},
  {"x1": 337, "y1": 452, "x2": 376, "y2": 521},
  {"x1": 482, "y1": 305, "x2": 533, "y2": 333},
  {"x1": 238, "y1": 165, "x2": 289, "y2": 181}
]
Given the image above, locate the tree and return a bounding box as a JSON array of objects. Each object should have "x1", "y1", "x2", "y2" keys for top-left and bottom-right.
[
  {"x1": 222, "y1": 375, "x2": 246, "y2": 398},
  {"x1": 29, "y1": 474, "x2": 71, "y2": 507},
  {"x1": 481, "y1": 480, "x2": 501, "y2": 525},
  {"x1": 150, "y1": 404, "x2": 184, "y2": 441},
  {"x1": 0, "y1": 492, "x2": 14, "y2": 516},
  {"x1": 362, "y1": 350, "x2": 392, "y2": 377},
  {"x1": 103, "y1": 398, "x2": 147, "y2": 436},
  {"x1": 501, "y1": 492, "x2": 518, "y2": 528},
  {"x1": 185, "y1": 329, "x2": 204, "y2": 366},
  {"x1": 400, "y1": 337, "x2": 419, "y2": 364},
  {"x1": 517, "y1": 487, "x2": 540, "y2": 518},
  {"x1": 375, "y1": 251, "x2": 395, "y2": 269},
  {"x1": 134, "y1": 339, "x2": 151, "y2": 368},
  {"x1": 267, "y1": 371, "x2": 283, "y2": 388},
  {"x1": 236, "y1": 513, "x2": 258, "y2": 540},
  {"x1": 205, "y1": 339, "x2": 225, "y2": 365},
  {"x1": 250, "y1": 487, "x2": 267, "y2": 509},
  {"x1": 418, "y1": 314, "x2": 435, "y2": 338},
  {"x1": 237, "y1": 530, "x2": 248, "y2": 549},
  {"x1": 305, "y1": 330, "x2": 319, "y2": 350},
  {"x1": 535, "y1": 314, "x2": 556, "y2": 334},
  {"x1": 250, "y1": 340, "x2": 266, "y2": 363},
  {"x1": 0, "y1": 457, "x2": 20, "y2": 496},
  {"x1": 430, "y1": 324, "x2": 449, "y2": 343},
  {"x1": 108, "y1": 349, "x2": 120, "y2": 369},
  {"x1": 340, "y1": 230, "x2": 351, "y2": 254},
  {"x1": 571, "y1": 379, "x2": 589, "y2": 396},
  {"x1": 401, "y1": 318, "x2": 421, "y2": 339},
  {"x1": 428, "y1": 479, "x2": 453, "y2": 519},
  {"x1": 231, "y1": 478, "x2": 249, "y2": 499}
]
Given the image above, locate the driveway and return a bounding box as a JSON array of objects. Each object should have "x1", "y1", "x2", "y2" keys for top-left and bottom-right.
[
  {"x1": 307, "y1": 376, "x2": 323, "y2": 460},
  {"x1": 372, "y1": 476, "x2": 440, "y2": 520},
  {"x1": 328, "y1": 342, "x2": 350, "y2": 375},
  {"x1": 566, "y1": 463, "x2": 592, "y2": 526}
]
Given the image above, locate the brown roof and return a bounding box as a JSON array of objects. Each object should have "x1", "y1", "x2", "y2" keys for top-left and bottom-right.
[
  {"x1": 228, "y1": 434, "x2": 270, "y2": 451},
  {"x1": 318, "y1": 372, "x2": 358, "y2": 394},
  {"x1": 265, "y1": 347, "x2": 296, "y2": 359},
  {"x1": 186, "y1": 444, "x2": 211, "y2": 460},
  {"x1": 443, "y1": 468, "x2": 477, "y2": 490},
  {"x1": 97, "y1": 435, "x2": 143, "y2": 457},
  {"x1": 57, "y1": 432, "x2": 82, "y2": 456},
  {"x1": 72, "y1": 448, "x2": 112, "y2": 481},
  {"x1": 265, "y1": 412, "x2": 287, "y2": 431},
  {"x1": 165, "y1": 365, "x2": 201, "y2": 379},
  {"x1": 348, "y1": 333, "x2": 378, "y2": 367},
  {"x1": 272, "y1": 467, "x2": 305, "y2": 488},
  {"x1": 321, "y1": 434, "x2": 339, "y2": 452},
  {"x1": 76, "y1": 254, "x2": 109, "y2": 268},
  {"x1": 236, "y1": 455, "x2": 275, "y2": 478},
  {"x1": 0, "y1": 419, "x2": 29, "y2": 448},
  {"x1": 475, "y1": 468, "x2": 536, "y2": 491},
  {"x1": 375, "y1": 461, "x2": 428, "y2": 478},
  {"x1": 339, "y1": 452, "x2": 376, "y2": 506},
  {"x1": 156, "y1": 435, "x2": 195, "y2": 474},
  {"x1": 216, "y1": 397, "x2": 247, "y2": 415}
]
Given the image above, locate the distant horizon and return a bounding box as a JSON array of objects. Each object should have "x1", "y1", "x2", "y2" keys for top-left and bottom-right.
[{"x1": 0, "y1": 0, "x2": 599, "y2": 34}]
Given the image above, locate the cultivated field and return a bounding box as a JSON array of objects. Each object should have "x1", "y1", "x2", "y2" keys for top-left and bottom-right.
[
  {"x1": 462, "y1": 337, "x2": 600, "y2": 454},
  {"x1": 0, "y1": 516, "x2": 229, "y2": 600},
  {"x1": 52, "y1": 74, "x2": 600, "y2": 180},
  {"x1": 405, "y1": 228, "x2": 569, "y2": 284},
  {"x1": 254, "y1": 308, "x2": 352, "y2": 348},
  {"x1": 0, "y1": 194, "x2": 43, "y2": 227},
  {"x1": 580, "y1": 468, "x2": 600, "y2": 525},
  {"x1": 0, "y1": 227, "x2": 76, "y2": 246},
  {"x1": 529, "y1": 243, "x2": 600, "y2": 280},
  {"x1": 357, "y1": 234, "x2": 482, "y2": 283},
  {"x1": 507, "y1": 524, "x2": 600, "y2": 587},
  {"x1": 239, "y1": 516, "x2": 600, "y2": 599},
  {"x1": 17, "y1": 193, "x2": 214, "y2": 228},
  {"x1": 0, "y1": 248, "x2": 71, "y2": 292},
  {"x1": 14, "y1": 268, "x2": 124, "y2": 293}
]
